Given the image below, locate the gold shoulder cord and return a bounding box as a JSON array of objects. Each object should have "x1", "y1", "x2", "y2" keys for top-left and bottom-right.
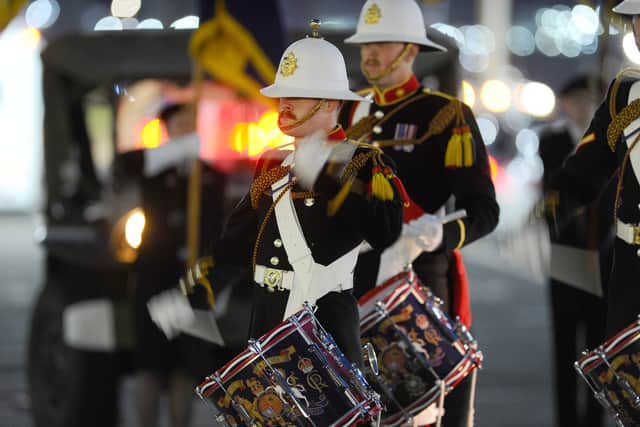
[
  {"x1": 346, "y1": 92, "x2": 431, "y2": 143},
  {"x1": 607, "y1": 68, "x2": 640, "y2": 151},
  {"x1": 606, "y1": 69, "x2": 640, "y2": 223},
  {"x1": 358, "y1": 95, "x2": 459, "y2": 148},
  {"x1": 614, "y1": 132, "x2": 640, "y2": 223},
  {"x1": 250, "y1": 165, "x2": 291, "y2": 208}
]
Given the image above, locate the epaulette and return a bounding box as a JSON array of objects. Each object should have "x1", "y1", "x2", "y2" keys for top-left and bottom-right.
[
  {"x1": 327, "y1": 143, "x2": 406, "y2": 215},
  {"x1": 414, "y1": 96, "x2": 475, "y2": 168},
  {"x1": 422, "y1": 88, "x2": 456, "y2": 102},
  {"x1": 607, "y1": 68, "x2": 640, "y2": 151},
  {"x1": 373, "y1": 93, "x2": 474, "y2": 166},
  {"x1": 250, "y1": 149, "x2": 293, "y2": 209}
]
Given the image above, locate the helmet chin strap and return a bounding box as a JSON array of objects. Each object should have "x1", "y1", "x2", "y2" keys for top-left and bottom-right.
[
  {"x1": 362, "y1": 43, "x2": 413, "y2": 83},
  {"x1": 279, "y1": 99, "x2": 325, "y2": 132}
]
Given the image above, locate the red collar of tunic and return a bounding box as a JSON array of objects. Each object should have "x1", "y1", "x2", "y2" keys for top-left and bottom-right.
[
  {"x1": 327, "y1": 125, "x2": 346, "y2": 141},
  {"x1": 373, "y1": 74, "x2": 420, "y2": 106}
]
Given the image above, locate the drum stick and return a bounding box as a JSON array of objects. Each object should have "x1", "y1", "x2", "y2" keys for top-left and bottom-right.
[
  {"x1": 435, "y1": 379, "x2": 446, "y2": 427},
  {"x1": 439, "y1": 209, "x2": 467, "y2": 224},
  {"x1": 467, "y1": 369, "x2": 478, "y2": 427}
]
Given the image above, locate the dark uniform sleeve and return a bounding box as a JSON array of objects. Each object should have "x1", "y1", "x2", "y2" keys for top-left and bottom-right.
[
  {"x1": 547, "y1": 82, "x2": 618, "y2": 222},
  {"x1": 186, "y1": 158, "x2": 264, "y2": 305},
  {"x1": 316, "y1": 148, "x2": 404, "y2": 251},
  {"x1": 441, "y1": 104, "x2": 499, "y2": 252}
]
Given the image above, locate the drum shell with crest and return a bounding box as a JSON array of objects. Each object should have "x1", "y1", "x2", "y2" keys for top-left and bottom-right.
[
  {"x1": 575, "y1": 318, "x2": 640, "y2": 426},
  {"x1": 196, "y1": 306, "x2": 382, "y2": 426},
  {"x1": 358, "y1": 270, "x2": 482, "y2": 427}
]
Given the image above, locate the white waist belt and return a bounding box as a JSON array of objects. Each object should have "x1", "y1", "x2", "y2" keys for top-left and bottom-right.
[
  {"x1": 616, "y1": 219, "x2": 640, "y2": 245},
  {"x1": 254, "y1": 265, "x2": 295, "y2": 291},
  {"x1": 253, "y1": 257, "x2": 356, "y2": 296}
]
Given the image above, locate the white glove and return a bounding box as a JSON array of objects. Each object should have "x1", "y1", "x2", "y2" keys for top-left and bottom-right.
[
  {"x1": 144, "y1": 132, "x2": 200, "y2": 177},
  {"x1": 405, "y1": 214, "x2": 443, "y2": 252},
  {"x1": 292, "y1": 131, "x2": 333, "y2": 189},
  {"x1": 412, "y1": 402, "x2": 445, "y2": 425},
  {"x1": 147, "y1": 289, "x2": 196, "y2": 339}
]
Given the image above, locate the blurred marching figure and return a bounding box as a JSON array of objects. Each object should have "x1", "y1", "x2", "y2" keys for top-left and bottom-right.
[
  {"x1": 146, "y1": 20, "x2": 404, "y2": 425},
  {"x1": 119, "y1": 102, "x2": 227, "y2": 427},
  {"x1": 118, "y1": 1, "x2": 288, "y2": 424},
  {"x1": 339, "y1": 1, "x2": 499, "y2": 425},
  {"x1": 544, "y1": 1, "x2": 640, "y2": 425},
  {"x1": 538, "y1": 76, "x2": 612, "y2": 427}
]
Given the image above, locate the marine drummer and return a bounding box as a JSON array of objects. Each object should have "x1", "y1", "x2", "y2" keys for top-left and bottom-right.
[
  {"x1": 147, "y1": 21, "x2": 404, "y2": 368},
  {"x1": 339, "y1": 1, "x2": 499, "y2": 425},
  {"x1": 545, "y1": 0, "x2": 640, "y2": 340}
]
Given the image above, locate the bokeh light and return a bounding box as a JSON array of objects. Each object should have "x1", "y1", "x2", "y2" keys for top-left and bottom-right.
[
  {"x1": 519, "y1": 82, "x2": 556, "y2": 117},
  {"x1": 476, "y1": 115, "x2": 499, "y2": 146},
  {"x1": 94, "y1": 16, "x2": 123, "y2": 31},
  {"x1": 137, "y1": 19, "x2": 163, "y2": 30},
  {"x1": 25, "y1": 0, "x2": 60, "y2": 29},
  {"x1": 110, "y1": 0, "x2": 141, "y2": 18},
  {"x1": 170, "y1": 15, "x2": 200, "y2": 30},
  {"x1": 506, "y1": 26, "x2": 535, "y2": 56},
  {"x1": 461, "y1": 80, "x2": 476, "y2": 108},
  {"x1": 480, "y1": 80, "x2": 512, "y2": 113}
]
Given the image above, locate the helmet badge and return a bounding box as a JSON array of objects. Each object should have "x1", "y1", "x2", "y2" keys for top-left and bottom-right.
[
  {"x1": 279, "y1": 51, "x2": 298, "y2": 77},
  {"x1": 364, "y1": 3, "x2": 381, "y2": 25}
]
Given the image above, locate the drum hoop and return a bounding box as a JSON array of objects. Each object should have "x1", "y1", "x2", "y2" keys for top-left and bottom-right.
[
  {"x1": 577, "y1": 321, "x2": 640, "y2": 373},
  {"x1": 360, "y1": 281, "x2": 415, "y2": 330},
  {"x1": 198, "y1": 309, "x2": 314, "y2": 397},
  {"x1": 358, "y1": 270, "x2": 414, "y2": 305},
  {"x1": 380, "y1": 349, "x2": 481, "y2": 426}
]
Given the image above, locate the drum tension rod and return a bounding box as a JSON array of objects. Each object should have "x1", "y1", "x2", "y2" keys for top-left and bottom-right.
[
  {"x1": 370, "y1": 369, "x2": 414, "y2": 421},
  {"x1": 247, "y1": 339, "x2": 315, "y2": 425},
  {"x1": 574, "y1": 358, "x2": 623, "y2": 426},
  {"x1": 595, "y1": 346, "x2": 640, "y2": 410},
  {"x1": 212, "y1": 372, "x2": 257, "y2": 427},
  {"x1": 290, "y1": 310, "x2": 355, "y2": 399},
  {"x1": 374, "y1": 301, "x2": 442, "y2": 383}
]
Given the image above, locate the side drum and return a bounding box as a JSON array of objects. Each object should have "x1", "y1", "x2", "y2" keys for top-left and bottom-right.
[
  {"x1": 197, "y1": 305, "x2": 382, "y2": 426},
  {"x1": 575, "y1": 317, "x2": 640, "y2": 427},
  {"x1": 358, "y1": 270, "x2": 482, "y2": 427}
]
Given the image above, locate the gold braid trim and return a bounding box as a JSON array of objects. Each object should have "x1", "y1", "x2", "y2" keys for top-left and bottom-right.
[
  {"x1": 252, "y1": 180, "x2": 296, "y2": 272},
  {"x1": 606, "y1": 68, "x2": 640, "y2": 151},
  {"x1": 608, "y1": 69, "x2": 640, "y2": 118},
  {"x1": 614, "y1": 132, "x2": 640, "y2": 222},
  {"x1": 607, "y1": 99, "x2": 640, "y2": 152},
  {"x1": 377, "y1": 99, "x2": 458, "y2": 147},
  {"x1": 340, "y1": 151, "x2": 377, "y2": 182},
  {"x1": 345, "y1": 115, "x2": 378, "y2": 141},
  {"x1": 346, "y1": 92, "x2": 431, "y2": 143},
  {"x1": 249, "y1": 165, "x2": 291, "y2": 208},
  {"x1": 291, "y1": 191, "x2": 316, "y2": 199}
]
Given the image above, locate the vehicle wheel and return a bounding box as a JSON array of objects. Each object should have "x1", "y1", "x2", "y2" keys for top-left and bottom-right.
[{"x1": 27, "y1": 283, "x2": 121, "y2": 427}]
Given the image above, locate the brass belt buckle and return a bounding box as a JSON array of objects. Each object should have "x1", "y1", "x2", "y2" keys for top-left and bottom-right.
[
  {"x1": 264, "y1": 268, "x2": 284, "y2": 291},
  {"x1": 634, "y1": 225, "x2": 640, "y2": 245}
]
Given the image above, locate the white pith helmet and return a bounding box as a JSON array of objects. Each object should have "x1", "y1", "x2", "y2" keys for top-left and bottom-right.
[
  {"x1": 261, "y1": 21, "x2": 369, "y2": 102},
  {"x1": 613, "y1": 0, "x2": 640, "y2": 15},
  {"x1": 344, "y1": 0, "x2": 446, "y2": 52}
]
